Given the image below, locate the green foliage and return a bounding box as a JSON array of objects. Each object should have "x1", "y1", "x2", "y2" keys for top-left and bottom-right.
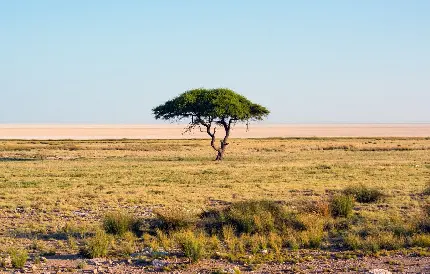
[
  {"x1": 77, "y1": 260, "x2": 87, "y2": 269},
  {"x1": 112, "y1": 232, "x2": 137, "y2": 257},
  {"x1": 343, "y1": 233, "x2": 361, "y2": 250},
  {"x1": 153, "y1": 88, "x2": 269, "y2": 124},
  {"x1": 155, "y1": 208, "x2": 197, "y2": 232},
  {"x1": 80, "y1": 229, "x2": 111, "y2": 258},
  {"x1": 330, "y1": 195, "x2": 355, "y2": 218},
  {"x1": 343, "y1": 184, "x2": 384, "y2": 203},
  {"x1": 8, "y1": 248, "x2": 28, "y2": 269},
  {"x1": 203, "y1": 200, "x2": 305, "y2": 235},
  {"x1": 418, "y1": 204, "x2": 430, "y2": 233},
  {"x1": 424, "y1": 182, "x2": 430, "y2": 195},
  {"x1": 412, "y1": 234, "x2": 430, "y2": 247},
  {"x1": 176, "y1": 231, "x2": 205, "y2": 263},
  {"x1": 103, "y1": 211, "x2": 139, "y2": 236}
]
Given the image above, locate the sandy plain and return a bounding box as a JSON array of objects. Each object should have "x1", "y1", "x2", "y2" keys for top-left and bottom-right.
[{"x1": 0, "y1": 124, "x2": 429, "y2": 139}]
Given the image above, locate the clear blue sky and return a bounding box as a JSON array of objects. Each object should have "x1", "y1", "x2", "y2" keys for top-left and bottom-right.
[{"x1": 1, "y1": 1, "x2": 429, "y2": 123}]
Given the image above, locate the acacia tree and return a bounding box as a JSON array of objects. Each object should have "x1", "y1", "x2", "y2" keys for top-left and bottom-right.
[{"x1": 152, "y1": 88, "x2": 270, "y2": 160}]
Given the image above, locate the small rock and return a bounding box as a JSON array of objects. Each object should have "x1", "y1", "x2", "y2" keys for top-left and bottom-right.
[
  {"x1": 368, "y1": 269, "x2": 392, "y2": 274},
  {"x1": 152, "y1": 259, "x2": 167, "y2": 268},
  {"x1": 127, "y1": 259, "x2": 132, "y2": 264},
  {"x1": 261, "y1": 249, "x2": 268, "y2": 254}
]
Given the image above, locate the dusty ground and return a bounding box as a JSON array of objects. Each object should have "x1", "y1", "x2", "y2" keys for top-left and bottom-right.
[
  {"x1": 0, "y1": 138, "x2": 429, "y2": 273},
  {"x1": 0, "y1": 124, "x2": 429, "y2": 139},
  {"x1": 4, "y1": 251, "x2": 430, "y2": 273}
]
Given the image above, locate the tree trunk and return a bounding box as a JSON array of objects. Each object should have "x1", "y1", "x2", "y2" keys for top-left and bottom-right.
[
  {"x1": 204, "y1": 119, "x2": 231, "y2": 161},
  {"x1": 215, "y1": 123, "x2": 230, "y2": 161},
  {"x1": 215, "y1": 142, "x2": 227, "y2": 161}
]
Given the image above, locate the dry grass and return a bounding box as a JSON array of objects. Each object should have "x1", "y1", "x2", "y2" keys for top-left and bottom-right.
[{"x1": 0, "y1": 138, "x2": 429, "y2": 261}]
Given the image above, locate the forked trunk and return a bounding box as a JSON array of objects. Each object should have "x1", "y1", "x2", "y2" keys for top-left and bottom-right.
[
  {"x1": 215, "y1": 142, "x2": 227, "y2": 161},
  {"x1": 205, "y1": 119, "x2": 231, "y2": 161}
]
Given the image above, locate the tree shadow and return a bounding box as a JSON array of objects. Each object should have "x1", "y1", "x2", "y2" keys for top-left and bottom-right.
[
  {"x1": 43, "y1": 254, "x2": 82, "y2": 260},
  {"x1": 9, "y1": 230, "x2": 93, "y2": 241},
  {"x1": 0, "y1": 157, "x2": 40, "y2": 162}
]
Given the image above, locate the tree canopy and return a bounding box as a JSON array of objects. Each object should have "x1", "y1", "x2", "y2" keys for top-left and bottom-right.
[{"x1": 152, "y1": 88, "x2": 270, "y2": 160}]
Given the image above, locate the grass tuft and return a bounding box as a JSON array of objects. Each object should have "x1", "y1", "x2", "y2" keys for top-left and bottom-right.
[
  {"x1": 343, "y1": 184, "x2": 384, "y2": 203},
  {"x1": 80, "y1": 229, "x2": 111, "y2": 258},
  {"x1": 176, "y1": 230, "x2": 205, "y2": 263},
  {"x1": 103, "y1": 211, "x2": 139, "y2": 236},
  {"x1": 212, "y1": 200, "x2": 305, "y2": 235},
  {"x1": 424, "y1": 182, "x2": 430, "y2": 195},
  {"x1": 8, "y1": 248, "x2": 28, "y2": 269},
  {"x1": 155, "y1": 208, "x2": 197, "y2": 232},
  {"x1": 330, "y1": 195, "x2": 354, "y2": 218}
]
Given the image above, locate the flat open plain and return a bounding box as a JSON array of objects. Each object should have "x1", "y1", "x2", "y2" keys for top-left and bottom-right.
[
  {"x1": 0, "y1": 135, "x2": 429, "y2": 272},
  {"x1": 0, "y1": 124, "x2": 429, "y2": 139}
]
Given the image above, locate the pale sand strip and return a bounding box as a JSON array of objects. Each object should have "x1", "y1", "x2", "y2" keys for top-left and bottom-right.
[{"x1": 0, "y1": 124, "x2": 429, "y2": 139}]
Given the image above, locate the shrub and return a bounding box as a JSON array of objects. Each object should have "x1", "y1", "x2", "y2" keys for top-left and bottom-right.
[
  {"x1": 412, "y1": 234, "x2": 430, "y2": 247},
  {"x1": 156, "y1": 229, "x2": 172, "y2": 250},
  {"x1": 298, "y1": 214, "x2": 326, "y2": 248},
  {"x1": 8, "y1": 248, "x2": 28, "y2": 269},
  {"x1": 268, "y1": 232, "x2": 283, "y2": 253},
  {"x1": 205, "y1": 200, "x2": 305, "y2": 235},
  {"x1": 80, "y1": 229, "x2": 111, "y2": 258},
  {"x1": 298, "y1": 200, "x2": 330, "y2": 216},
  {"x1": 0, "y1": 257, "x2": 6, "y2": 267},
  {"x1": 330, "y1": 195, "x2": 355, "y2": 218},
  {"x1": 423, "y1": 182, "x2": 430, "y2": 195},
  {"x1": 415, "y1": 204, "x2": 430, "y2": 233},
  {"x1": 176, "y1": 231, "x2": 205, "y2": 263},
  {"x1": 103, "y1": 211, "x2": 138, "y2": 236},
  {"x1": 375, "y1": 232, "x2": 405, "y2": 250},
  {"x1": 361, "y1": 236, "x2": 380, "y2": 253},
  {"x1": 343, "y1": 233, "x2": 361, "y2": 250},
  {"x1": 112, "y1": 231, "x2": 136, "y2": 257},
  {"x1": 299, "y1": 230, "x2": 324, "y2": 249},
  {"x1": 155, "y1": 208, "x2": 197, "y2": 232},
  {"x1": 205, "y1": 235, "x2": 222, "y2": 255},
  {"x1": 343, "y1": 184, "x2": 384, "y2": 203}
]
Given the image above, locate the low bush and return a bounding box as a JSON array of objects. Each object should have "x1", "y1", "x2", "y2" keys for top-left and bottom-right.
[
  {"x1": 112, "y1": 231, "x2": 136, "y2": 257},
  {"x1": 155, "y1": 208, "x2": 197, "y2": 232},
  {"x1": 423, "y1": 182, "x2": 430, "y2": 195},
  {"x1": 80, "y1": 229, "x2": 111, "y2": 258},
  {"x1": 330, "y1": 195, "x2": 355, "y2": 218},
  {"x1": 203, "y1": 200, "x2": 305, "y2": 235},
  {"x1": 298, "y1": 200, "x2": 330, "y2": 217},
  {"x1": 298, "y1": 215, "x2": 326, "y2": 248},
  {"x1": 374, "y1": 232, "x2": 405, "y2": 250},
  {"x1": 418, "y1": 205, "x2": 430, "y2": 233},
  {"x1": 176, "y1": 231, "x2": 205, "y2": 263},
  {"x1": 412, "y1": 234, "x2": 430, "y2": 247},
  {"x1": 103, "y1": 211, "x2": 139, "y2": 236},
  {"x1": 343, "y1": 233, "x2": 361, "y2": 250},
  {"x1": 8, "y1": 248, "x2": 28, "y2": 269},
  {"x1": 343, "y1": 184, "x2": 384, "y2": 203}
]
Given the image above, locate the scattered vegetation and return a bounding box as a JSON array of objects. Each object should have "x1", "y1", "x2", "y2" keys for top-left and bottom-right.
[
  {"x1": 423, "y1": 182, "x2": 430, "y2": 195},
  {"x1": 204, "y1": 200, "x2": 305, "y2": 235},
  {"x1": 103, "y1": 211, "x2": 139, "y2": 236},
  {"x1": 0, "y1": 138, "x2": 429, "y2": 268},
  {"x1": 330, "y1": 195, "x2": 355, "y2": 218},
  {"x1": 154, "y1": 208, "x2": 197, "y2": 232},
  {"x1": 343, "y1": 184, "x2": 384, "y2": 203},
  {"x1": 8, "y1": 248, "x2": 28, "y2": 269},
  {"x1": 80, "y1": 229, "x2": 111, "y2": 258},
  {"x1": 176, "y1": 230, "x2": 206, "y2": 262}
]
